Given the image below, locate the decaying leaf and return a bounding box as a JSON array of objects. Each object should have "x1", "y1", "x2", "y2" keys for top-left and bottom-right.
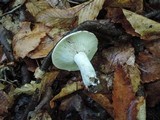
[
  {"x1": 122, "y1": 9, "x2": 160, "y2": 40},
  {"x1": 30, "y1": 111, "x2": 52, "y2": 120},
  {"x1": 104, "y1": 0, "x2": 143, "y2": 12},
  {"x1": 145, "y1": 40, "x2": 160, "y2": 58},
  {"x1": 28, "y1": 37, "x2": 54, "y2": 59},
  {"x1": 78, "y1": 0, "x2": 105, "y2": 24},
  {"x1": 101, "y1": 44, "x2": 135, "y2": 73},
  {"x1": 28, "y1": 28, "x2": 68, "y2": 59},
  {"x1": 9, "y1": 81, "x2": 41, "y2": 97},
  {"x1": 112, "y1": 65, "x2": 136, "y2": 120},
  {"x1": 26, "y1": 1, "x2": 51, "y2": 17},
  {"x1": 137, "y1": 96, "x2": 146, "y2": 120},
  {"x1": 107, "y1": 8, "x2": 139, "y2": 37},
  {"x1": 128, "y1": 65, "x2": 141, "y2": 93},
  {"x1": 87, "y1": 93, "x2": 113, "y2": 117},
  {"x1": 145, "y1": 80, "x2": 160, "y2": 107},
  {"x1": 50, "y1": 81, "x2": 83, "y2": 102},
  {"x1": 40, "y1": 71, "x2": 59, "y2": 94},
  {"x1": 137, "y1": 52, "x2": 160, "y2": 83},
  {"x1": 13, "y1": 22, "x2": 50, "y2": 58},
  {"x1": 36, "y1": 2, "x2": 88, "y2": 27},
  {"x1": 0, "y1": 91, "x2": 10, "y2": 115}
]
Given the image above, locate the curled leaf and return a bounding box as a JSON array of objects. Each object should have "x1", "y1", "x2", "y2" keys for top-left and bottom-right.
[{"x1": 13, "y1": 22, "x2": 50, "y2": 58}]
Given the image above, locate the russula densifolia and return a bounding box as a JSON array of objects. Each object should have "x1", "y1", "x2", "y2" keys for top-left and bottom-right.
[{"x1": 52, "y1": 31, "x2": 100, "y2": 89}]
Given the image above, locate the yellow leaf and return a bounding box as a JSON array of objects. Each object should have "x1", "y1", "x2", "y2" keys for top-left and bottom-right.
[
  {"x1": 50, "y1": 81, "x2": 83, "y2": 101},
  {"x1": 123, "y1": 9, "x2": 160, "y2": 40},
  {"x1": 78, "y1": 0, "x2": 105, "y2": 24}
]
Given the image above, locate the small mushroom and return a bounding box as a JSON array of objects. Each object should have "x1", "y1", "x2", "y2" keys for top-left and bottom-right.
[{"x1": 52, "y1": 31, "x2": 100, "y2": 89}]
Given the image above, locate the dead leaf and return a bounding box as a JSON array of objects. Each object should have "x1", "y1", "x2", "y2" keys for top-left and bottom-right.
[
  {"x1": 26, "y1": 1, "x2": 51, "y2": 17},
  {"x1": 104, "y1": 0, "x2": 143, "y2": 12},
  {"x1": 137, "y1": 96, "x2": 146, "y2": 119},
  {"x1": 0, "y1": 91, "x2": 10, "y2": 115},
  {"x1": 101, "y1": 44, "x2": 135, "y2": 73},
  {"x1": 122, "y1": 9, "x2": 160, "y2": 40},
  {"x1": 137, "y1": 52, "x2": 160, "y2": 83},
  {"x1": 30, "y1": 111, "x2": 52, "y2": 120},
  {"x1": 87, "y1": 93, "x2": 113, "y2": 117},
  {"x1": 78, "y1": 0, "x2": 105, "y2": 24},
  {"x1": 107, "y1": 8, "x2": 140, "y2": 37},
  {"x1": 28, "y1": 28, "x2": 68, "y2": 59},
  {"x1": 13, "y1": 22, "x2": 50, "y2": 58},
  {"x1": 128, "y1": 65, "x2": 141, "y2": 93},
  {"x1": 36, "y1": 2, "x2": 88, "y2": 27},
  {"x1": 145, "y1": 80, "x2": 160, "y2": 107},
  {"x1": 50, "y1": 81, "x2": 83, "y2": 102},
  {"x1": 40, "y1": 70, "x2": 59, "y2": 94},
  {"x1": 28, "y1": 37, "x2": 54, "y2": 59},
  {"x1": 112, "y1": 65, "x2": 136, "y2": 120},
  {"x1": 9, "y1": 81, "x2": 41, "y2": 97},
  {"x1": 145, "y1": 40, "x2": 160, "y2": 58}
]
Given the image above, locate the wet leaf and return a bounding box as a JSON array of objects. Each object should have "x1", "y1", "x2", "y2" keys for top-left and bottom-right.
[
  {"x1": 112, "y1": 65, "x2": 136, "y2": 120},
  {"x1": 123, "y1": 9, "x2": 160, "y2": 40},
  {"x1": 78, "y1": 0, "x2": 105, "y2": 24},
  {"x1": 13, "y1": 22, "x2": 50, "y2": 58}
]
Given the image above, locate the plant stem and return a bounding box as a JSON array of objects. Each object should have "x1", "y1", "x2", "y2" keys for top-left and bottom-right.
[{"x1": 74, "y1": 52, "x2": 99, "y2": 88}]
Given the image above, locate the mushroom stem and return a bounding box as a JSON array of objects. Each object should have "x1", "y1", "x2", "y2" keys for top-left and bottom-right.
[{"x1": 74, "y1": 52, "x2": 99, "y2": 88}]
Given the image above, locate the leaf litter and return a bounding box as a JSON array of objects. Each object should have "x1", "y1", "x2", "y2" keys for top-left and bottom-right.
[{"x1": 0, "y1": 0, "x2": 160, "y2": 119}]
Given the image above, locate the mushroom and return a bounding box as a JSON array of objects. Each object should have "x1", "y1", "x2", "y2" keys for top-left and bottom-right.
[{"x1": 51, "y1": 31, "x2": 100, "y2": 89}]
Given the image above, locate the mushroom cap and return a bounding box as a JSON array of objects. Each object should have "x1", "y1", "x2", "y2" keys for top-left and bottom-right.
[{"x1": 52, "y1": 30, "x2": 98, "y2": 71}]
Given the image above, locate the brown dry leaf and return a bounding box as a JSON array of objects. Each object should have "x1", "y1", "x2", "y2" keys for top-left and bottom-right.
[
  {"x1": 13, "y1": 22, "x2": 50, "y2": 58},
  {"x1": 137, "y1": 52, "x2": 160, "y2": 83},
  {"x1": 127, "y1": 65, "x2": 141, "y2": 93},
  {"x1": 87, "y1": 93, "x2": 113, "y2": 117},
  {"x1": 30, "y1": 111, "x2": 52, "y2": 120},
  {"x1": 36, "y1": 2, "x2": 89, "y2": 27},
  {"x1": 78, "y1": 0, "x2": 105, "y2": 24},
  {"x1": 136, "y1": 96, "x2": 146, "y2": 119},
  {"x1": 145, "y1": 40, "x2": 160, "y2": 58},
  {"x1": 112, "y1": 65, "x2": 136, "y2": 120},
  {"x1": 28, "y1": 37, "x2": 54, "y2": 59},
  {"x1": 122, "y1": 9, "x2": 160, "y2": 40},
  {"x1": 41, "y1": 71, "x2": 59, "y2": 94},
  {"x1": 104, "y1": 0, "x2": 143, "y2": 12},
  {"x1": 101, "y1": 44, "x2": 135, "y2": 73},
  {"x1": 107, "y1": 8, "x2": 140, "y2": 37},
  {"x1": 0, "y1": 91, "x2": 10, "y2": 116},
  {"x1": 26, "y1": 1, "x2": 51, "y2": 17},
  {"x1": 28, "y1": 28, "x2": 68, "y2": 59},
  {"x1": 50, "y1": 81, "x2": 83, "y2": 102},
  {"x1": 145, "y1": 80, "x2": 160, "y2": 107}
]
